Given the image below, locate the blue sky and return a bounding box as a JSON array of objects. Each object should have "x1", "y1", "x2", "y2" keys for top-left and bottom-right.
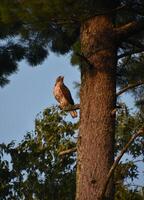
[
  {"x1": 0, "y1": 52, "x2": 135, "y2": 144},
  {"x1": 0, "y1": 52, "x2": 80, "y2": 143}
]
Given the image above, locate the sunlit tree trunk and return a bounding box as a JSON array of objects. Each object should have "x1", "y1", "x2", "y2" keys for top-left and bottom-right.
[{"x1": 76, "y1": 15, "x2": 117, "y2": 200}]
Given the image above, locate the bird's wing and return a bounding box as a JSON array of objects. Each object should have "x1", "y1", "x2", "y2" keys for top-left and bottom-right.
[{"x1": 60, "y1": 84, "x2": 74, "y2": 105}]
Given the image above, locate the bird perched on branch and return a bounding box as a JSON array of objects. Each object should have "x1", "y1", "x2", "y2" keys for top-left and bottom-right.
[{"x1": 53, "y1": 76, "x2": 77, "y2": 118}]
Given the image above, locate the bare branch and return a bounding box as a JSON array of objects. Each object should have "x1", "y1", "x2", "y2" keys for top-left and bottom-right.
[
  {"x1": 116, "y1": 81, "x2": 144, "y2": 97},
  {"x1": 62, "y1": 104, "x2": 80, "y2": 111},
  {"x1": 115, "y1": 20, "x2": 144, "y2": 42},
  {"x1": 59, "y1": 147, "x2": 77, "y2": 156},
  {"x1": 118, "y1": 49, "x2": 144, "y2": 59},
  {"x1": 100, "y1": 128, "x2": 144, "y2": 200}
]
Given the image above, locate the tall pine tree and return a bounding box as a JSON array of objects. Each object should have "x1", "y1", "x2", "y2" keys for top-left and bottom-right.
[{"x1": 0, "y1": 1, "x2": 144, "y2": 199}]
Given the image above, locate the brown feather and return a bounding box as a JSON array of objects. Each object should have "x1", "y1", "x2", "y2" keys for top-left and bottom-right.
[
  {"x1": 60, "y1": 84, "x2": 74, "y2": 105},
  {"x1": 53, "y1": 76, "x2": 78, "y2": 118}
]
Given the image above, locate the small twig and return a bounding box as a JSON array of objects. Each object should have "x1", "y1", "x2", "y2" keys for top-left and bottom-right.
[
  {"x1": 111, "y1": 108, "x2": 117, "y2": 116},
  {"x1": 100, "y1": 128, "x2": 144, "y2": 200},
  {"x1": 125, "y1": 183, "x2": 144, "y2": 188},
  {"x1": 116, "y1": 81, "x2": 144, "y2": 97},
  {"x1": 127, "y1": 159, "x2": 144, "y2": 164},
  {"x1": 111, "y1": 105, "x2": 122, "y2": 115},
  {"x1": 59, "y1": 147, "x2": 77, "y2": 156}
]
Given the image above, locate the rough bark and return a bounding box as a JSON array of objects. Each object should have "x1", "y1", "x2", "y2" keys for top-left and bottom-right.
[{"x1": 76, "y1": 16, "x2": 117, "y2": 200}]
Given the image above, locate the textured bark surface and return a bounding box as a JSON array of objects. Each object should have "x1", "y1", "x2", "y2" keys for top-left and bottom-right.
[{"x1": 76, "y1": 16, "x2": 117, "y2": 200}]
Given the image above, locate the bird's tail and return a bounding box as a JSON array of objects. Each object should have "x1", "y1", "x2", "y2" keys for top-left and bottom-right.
[{"x1": 70, "y1": 110, "x2": 78, "y2": 118}]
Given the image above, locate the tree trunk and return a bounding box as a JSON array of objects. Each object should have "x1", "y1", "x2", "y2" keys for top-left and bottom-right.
[{"x1": 76, "y1": 15, "x2": 117, "y2": 200}]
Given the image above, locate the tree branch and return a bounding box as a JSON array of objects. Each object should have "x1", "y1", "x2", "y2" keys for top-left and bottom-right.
[
  {"x1": 118, "y1": 49, "x2": 144, "y2": 59},
  {"x1": 59, "y1": 81, "x2": 144, "y2": 114},
  {"x1": 115, "y1": 19, "x2": 144, "y2": 42},
  {"x1": 100, "y1": 128, "x2": 144, "y2": 200},
  {"x1": 116, "y1": 81, "x2": 144, "y2": 97},
  {"x1": 62, "y1": 104, "x2": 80, "y2": 111},
  {"x1": 59, "y1": 147, "x2": 77, "y2": 156},
  {"x1": 60, "y1": 81, "x2": 144, "y2": 114}
]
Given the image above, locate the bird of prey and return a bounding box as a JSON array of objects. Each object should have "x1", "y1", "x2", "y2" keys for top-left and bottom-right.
[{"x1": 53, "y1": 76, "x2": 77, "y2": 118}]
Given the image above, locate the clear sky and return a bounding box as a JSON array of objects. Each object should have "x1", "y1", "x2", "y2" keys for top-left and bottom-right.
[
  {"x1": 0, "y1": 52, "x2": 80, "y2": 143},
  {"x1": 0, "y1": 52, "x2": 135, "y2": 144}
]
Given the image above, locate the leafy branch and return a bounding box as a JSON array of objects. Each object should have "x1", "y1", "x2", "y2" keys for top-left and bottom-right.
[{"x1": 100, "y1": 128, "x2": 144, "y2": 200}]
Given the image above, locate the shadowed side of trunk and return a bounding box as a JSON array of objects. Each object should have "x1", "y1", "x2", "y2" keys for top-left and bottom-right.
[{"x1": 76, "y1": 15, "x2": 117, "y2": 200}]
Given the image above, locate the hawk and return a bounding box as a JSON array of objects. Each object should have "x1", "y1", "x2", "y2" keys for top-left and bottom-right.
[{"x1": 53, "y1": 76, "x2": 77, "y2": 118}]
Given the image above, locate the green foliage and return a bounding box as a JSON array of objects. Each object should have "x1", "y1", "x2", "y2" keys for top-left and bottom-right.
[
  {"x1": 115, "y1": 184, "x2": 144, "y2": 200},
  {"x1": 0, "y1": 0, "x2": 144, "y2": 86},
  {"x1": 117, "y1": 55, "x2": 144, "y2": 86},
  {"x1": 0, "y1": 106, "x2": 78, "y2": 200},
  {"x1": 0, "y1": 106, "x2": 144, "y2": 199},
  {"x1": 114, "y1": 103, "x2": 144, "y2": 199},
  {"x1": 116, "y1": 104, "x2": 144, "y2": 158}
]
